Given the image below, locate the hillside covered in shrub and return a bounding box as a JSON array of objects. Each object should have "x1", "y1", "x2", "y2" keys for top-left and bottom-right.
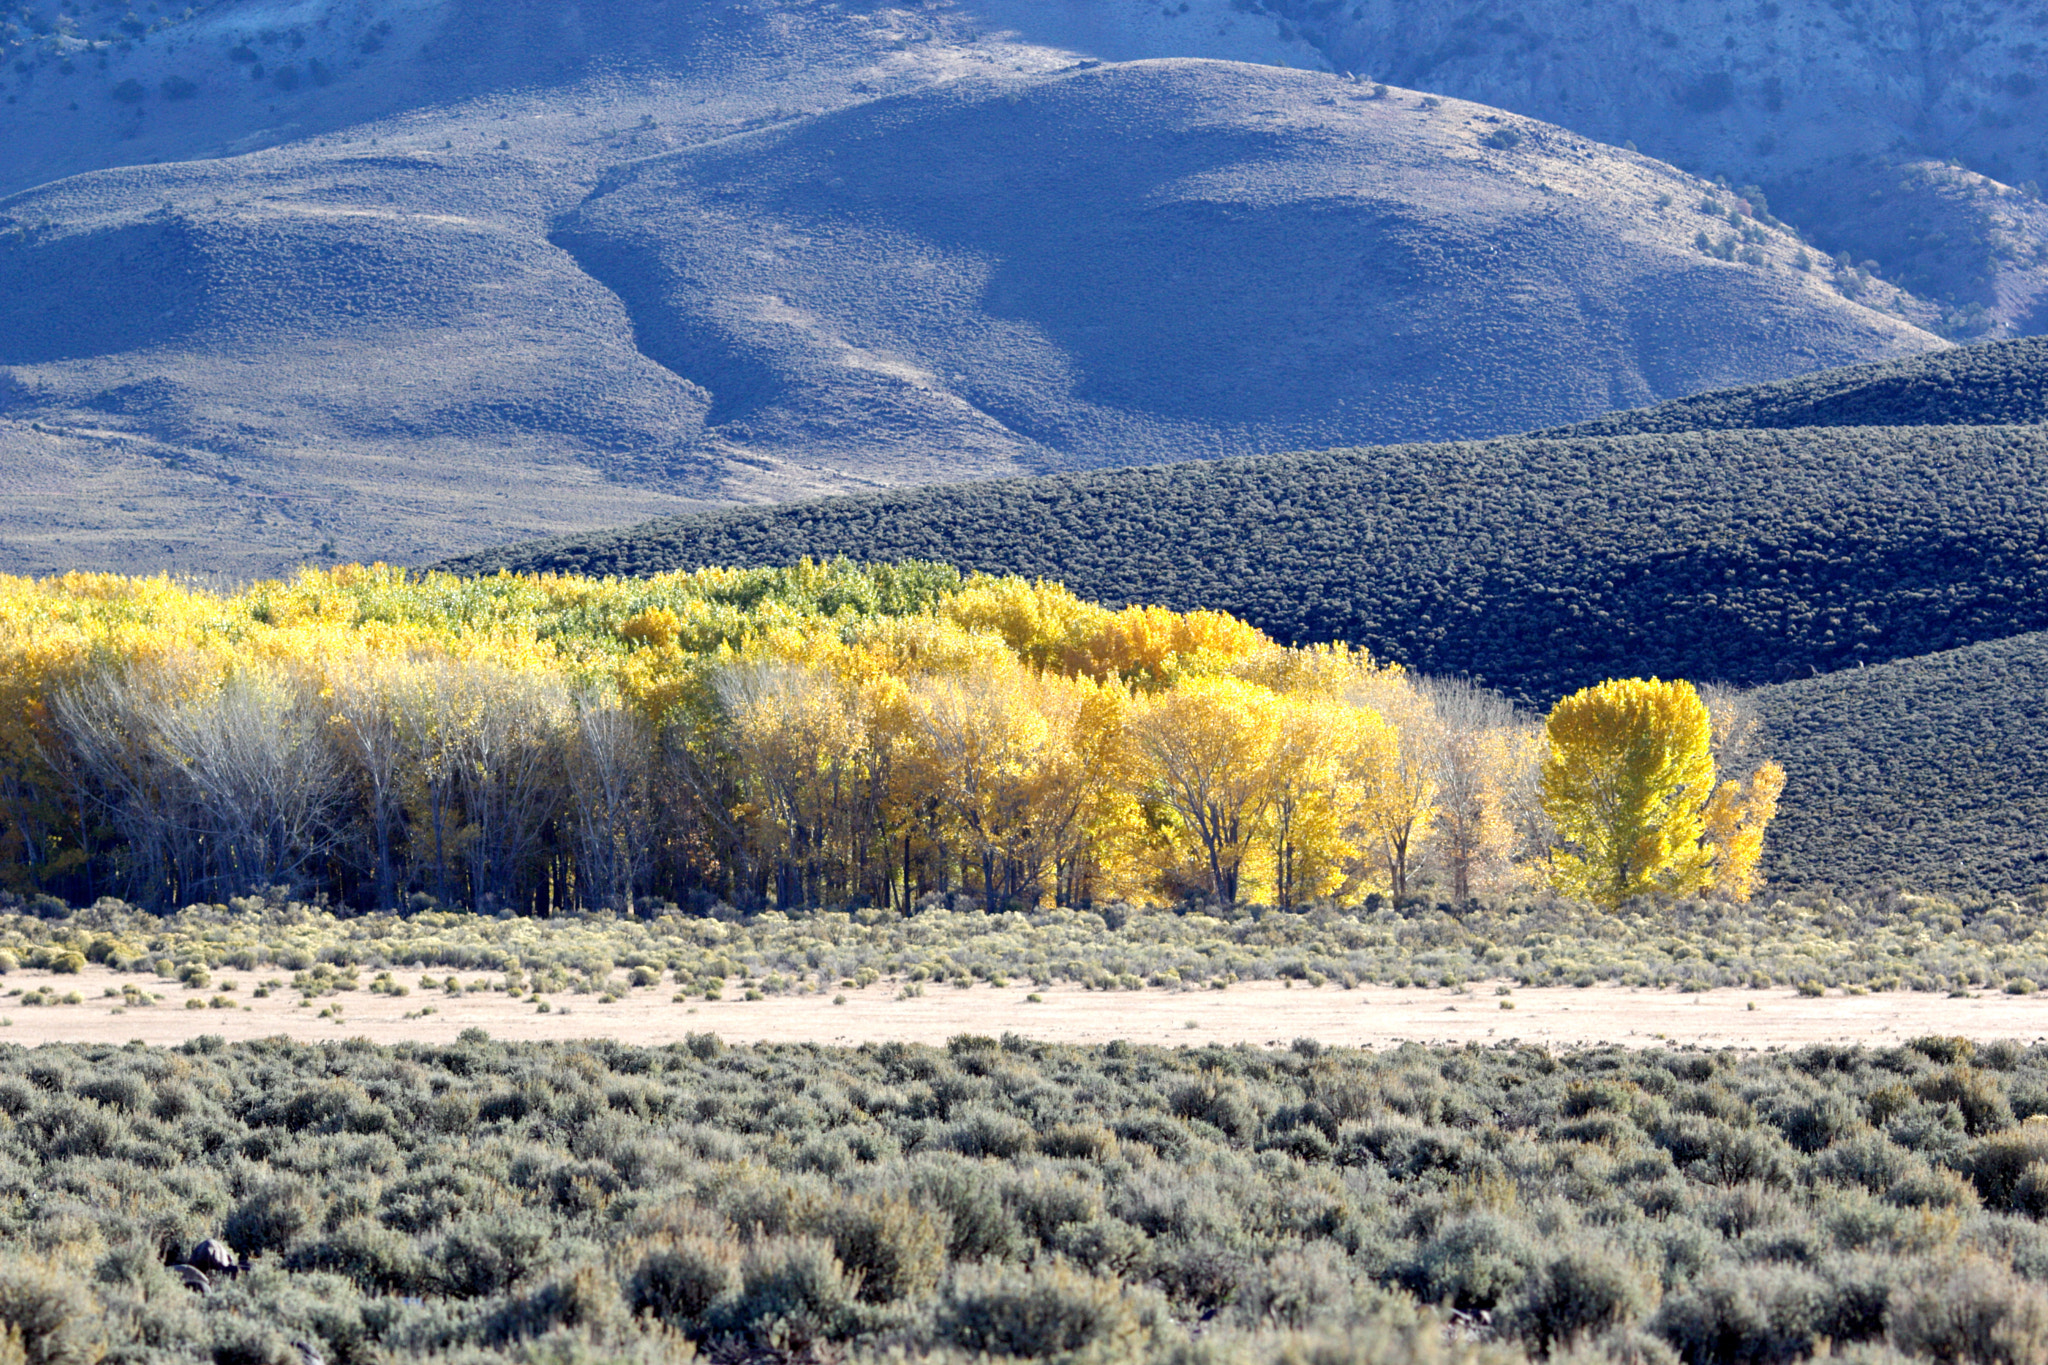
[
  {"x1": 1547, "y1": 335, "x2": 2048, "y2": 437},
  {"x1": 1753, "y1": 629, "x2": 2048, "y2": 896},
  {"x1": 440, "y1": 423, "x2": 2048, "y2": 703},
  {"x1": 11, "y1": 1031, "x2": 2048, "y2": 1365}
]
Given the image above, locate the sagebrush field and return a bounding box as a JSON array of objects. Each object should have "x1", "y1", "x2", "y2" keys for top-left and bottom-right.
[{"x1": 12, "y1": 1029, "x2": 2048, "y2": 1364}]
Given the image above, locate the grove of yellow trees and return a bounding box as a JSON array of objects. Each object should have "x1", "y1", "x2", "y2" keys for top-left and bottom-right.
[{"x1": 0, "y1": 561, "x2": 1778, "y2": 915}]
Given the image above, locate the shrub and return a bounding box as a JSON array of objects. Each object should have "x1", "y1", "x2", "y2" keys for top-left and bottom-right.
[
  {"x1": 1909, "y1": 1037, "x2": 1976, "y2": 1066},
  {"x1": 1773, "y1": 1090, "x2": 1863, "y2": 1153},
  {"x1": 1050, "y1": 1217, "x2": 1148, "y2": 1276},
  {"x1": 1916, "y1": 1067, "x2": 2014, "y2": 1136},
  {"x1": 1966, "y1": 1121, "x2": 2048, "y2": 1210},
  {"x1": 283, "y1": 1220, "x2": 427, "y2": 1294},
  {"x1": 433, "y1": 1212, "x2": 555, "y2": 1298},
  {"x1": 1408, "y1": 1213, "x2": 1537, "y2": 1311},
  {"x1": 626, "y1": 1236, "x2": 738, "y2": 1327},
  {"x1": 0, "y1": 1259, "x2": 99, "y2": 1365},
  {"x1": 1507, "y1": 1242, "x2": 1655, "y2": 1354},
  {"x1": 1654, "y1": 1116, "x2": 1794, "y2": 1188},
  {"x1": 1812, "y1": 1130, "x2": 1919, "y2": 1193},
  {"x1": 714, "y1": 1238, "x2": 863, "y2": 1350},
  {"x1": 1887, "y1": 1256, "x2": 2048, "y2": 1365},
  {"x1": 1652, "y1": 1262, "x2": 1832, "y2": 1363},
  {"x1": 938, "y1": 1259, "x2": 1150, "y2": 1359},
  {"x1": 944, "y1": 1105, "x2": 1036, "y2": 1159},
  {"x1": 224, "y1": 1178, "x2": 316, "y2": 1257},
  {"x1": 1040, "y1": 1122, "x2": 1119, "y2": 1161},
  {"x1": 1006, "y1": 1171, "x2": 1103, "y2": 1245},
  {"x1": 910, "y1": 1158, "x2": 1025, "y2": 1262},
  {"x1": 817, "y1": 1194, "x2": 948, "y2": 1304}
]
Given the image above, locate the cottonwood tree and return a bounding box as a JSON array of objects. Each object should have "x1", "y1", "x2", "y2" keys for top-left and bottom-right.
[
  {"x1": 566, "y1": 691, "x2": 656, "y2": 913},
  {"x1": 1541, "y1": 677, "x2": 1717, "y2": 907},
  {"x1": 1126, "y1": 675, "x2": 1283, "y2": 905},
  {"x1": 1418, "y1": 676, "x2": 1528, "y2": 901},
  {"x1": 56, "y1": 659, "x2": 345, "y2": 904},
  {"x1": 327, "y1": 659, "x2": 410, "y2": 911},
  {"x1": 455, "y1": 666, "x2": 568, "y2": 912},
  {"x1": 149, "y1": 663, "x2": 346, "y2": 900},
  {"x1": 1344, "y1": 674, "x2": 1439, "y2": 903}
]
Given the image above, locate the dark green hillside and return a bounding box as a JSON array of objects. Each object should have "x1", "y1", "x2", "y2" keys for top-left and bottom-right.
[
  {"x1": 1550, "y1": 336, "x2": 2048, "y2": 437},
  {"x1": 444, "y1": 423, "x2": 2048, "y2": 702},
  {"x1": 1754, "y1": 629, "x2": 2048, "y2": 896}
]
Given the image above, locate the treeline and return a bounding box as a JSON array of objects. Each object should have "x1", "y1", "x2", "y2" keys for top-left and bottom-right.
[
  {"x1": 440, "y1": 423, "x2": 2048, "y2": 703},
  {"x1": 0, "y1": 563, "x2": 1769, "y2": 916}
]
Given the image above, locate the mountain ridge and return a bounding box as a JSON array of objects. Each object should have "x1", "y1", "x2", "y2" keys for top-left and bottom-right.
[{"x1": 0, "y1": 57, "x2": 1941, "y2": 577}]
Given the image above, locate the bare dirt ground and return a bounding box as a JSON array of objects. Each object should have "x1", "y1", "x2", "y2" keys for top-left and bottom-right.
[{"x1": 8, "y1": 966, "x2": 2048, "y2": 1050}]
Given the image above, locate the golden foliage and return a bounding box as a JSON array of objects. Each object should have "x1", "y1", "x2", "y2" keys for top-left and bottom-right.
[{"x1": 0, "y1": 564, "x2": 1780, "y2": 913}]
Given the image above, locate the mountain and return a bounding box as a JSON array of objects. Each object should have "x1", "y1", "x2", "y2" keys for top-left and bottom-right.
[
  {"x1": 437, "y1": 421, "x2": 2048, "y2": 704},
  {"x1": 1753, "y1": 629, "x2": 2048, "y2": 896},
  {"x1": 1241, "y1": 0, "x2": 2048, "y2": 340},
  {"x1": 0, "y1": 55, "x2": 1942, "y2": 577},
  {"x1": 550, "y1": 59, "x2": 1938, "y2": 482}
]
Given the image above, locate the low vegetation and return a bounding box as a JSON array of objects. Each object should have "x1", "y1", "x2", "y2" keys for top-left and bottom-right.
[
  {"x1": 1753, "y1": 628, "x2": 2048, "y2": 894},
  {"x1": 9, "y1": 888, "x2": 2048, "y2": 1002},
  {"x1": 10, "y1": 1030, "x2": 2048, "y2": 1364},
  {"x1": 1546, "y1": 336, "x2": 2048, "y2": 437},
  {"x1": 438, "y1": 423, "x2": 2048, "y2": 705}
]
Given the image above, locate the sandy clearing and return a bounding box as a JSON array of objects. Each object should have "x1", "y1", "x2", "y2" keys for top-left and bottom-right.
[{"x1": 5, "y1": 966, "x2": 2048, "y2": 1051}]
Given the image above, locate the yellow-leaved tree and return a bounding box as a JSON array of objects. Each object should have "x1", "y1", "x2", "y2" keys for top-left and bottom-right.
[
  {"x1": 1541, "y1": 677, "x2": 1717, "y2": 907},
  {"x1": 1125, "y1": 675, "x2": 1284, "y2": 904},
  {"x1": 1700, "y1": 758, "x2": 1786, "y2": 904}
]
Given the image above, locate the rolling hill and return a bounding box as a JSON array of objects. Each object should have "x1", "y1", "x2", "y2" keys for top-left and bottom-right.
[
  {"x1": 0, "y1": 59, "x2": 1943, "y2": 578},
  {"x1": 1754, "y1": 629, "x2": 2048, "y2": 896},
  {"x1": 1548, "y1": 335, "x2": 2048, "y2": 436},
  {"x1": 439, "y1": 421, "x2": 2048, "y2": 704},
  {"x1": 551, "y1": 60, "x2": 1938, "y2": 477}
]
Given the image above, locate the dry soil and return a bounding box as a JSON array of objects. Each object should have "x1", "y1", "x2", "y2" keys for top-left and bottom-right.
[{"x1": 8, "y1": 966, "x2": 2047, "y2": 1051}]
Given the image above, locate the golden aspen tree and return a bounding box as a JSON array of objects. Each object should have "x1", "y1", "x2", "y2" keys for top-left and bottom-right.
[
  {"x1": 1125, "y1": 675, "x2": 1285, "y2": 904},
  {"x1": 900, "y1": 666, "x2": 1105, "y2": 912},
  {"x1": 1701, "y1": 759, "x2": 1786, "y2": 904},
  {"x1": 713, "y1": 659, "x2": 873, "y2": 910},
  {"x1": 1265, "y1": 695, "x2": 1372, "y2": 908},
  {"x1": 1541, "y1": 677, "x2": 1717, "y2": 907}
]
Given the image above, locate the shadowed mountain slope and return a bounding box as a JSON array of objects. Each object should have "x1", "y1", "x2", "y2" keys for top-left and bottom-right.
[
  {"x1": 553, "y1": 59, "x2": 1940, "y2": 474},
  {"x1": 1754, "y1": 630, "x2": 2048, "y2": 896},
  {"x1": 0, "y1": 58, "x2": 1943, "y2": 577},
  {"x1": 439, "y1": 422, "x2": 2048, "y2": 704},
  {"x1": 1548, "y1": 335, "x2": 2048, "y2": 437}
]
